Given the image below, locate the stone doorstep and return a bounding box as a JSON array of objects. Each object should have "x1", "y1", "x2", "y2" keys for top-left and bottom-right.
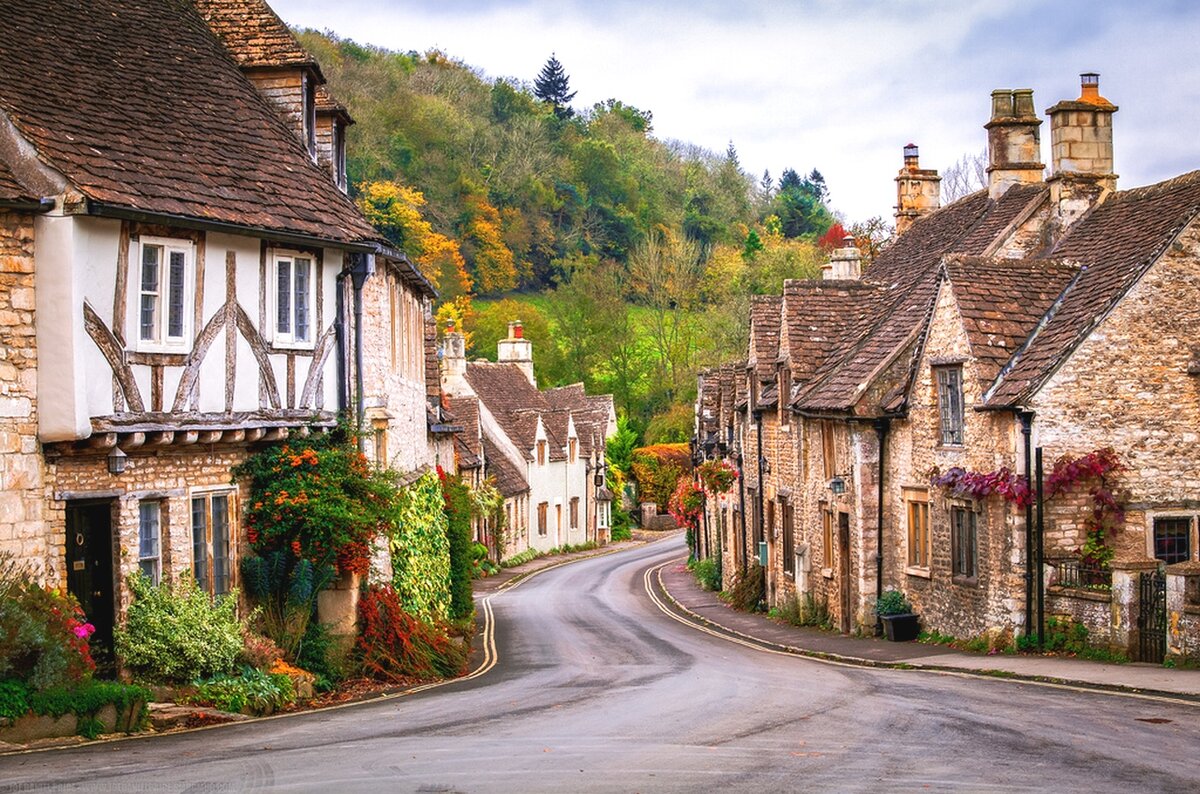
[{"x1": 147, "y1": 702, "x2": 251, "y2": 732}]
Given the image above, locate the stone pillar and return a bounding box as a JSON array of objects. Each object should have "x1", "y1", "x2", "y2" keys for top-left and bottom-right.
[
  {"x1": 1109, "y1": 558, "x2": 1159, "y2": 656},
  {"x1": 316, "y1": 570, "x2": 361, "y2": 636},
  {"x1": 1165, "y1": 562, "x2": 1200, "y2": 661}
]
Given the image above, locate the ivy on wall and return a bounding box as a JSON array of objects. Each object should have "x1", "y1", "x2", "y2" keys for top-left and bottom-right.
[{"x1": 389, "y1": 472, "x2": 451, "y2": 623}]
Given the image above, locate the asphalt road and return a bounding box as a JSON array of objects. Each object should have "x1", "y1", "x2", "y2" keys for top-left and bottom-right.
[{"x1": 3, "y1": 536, "x2": 1198, "y2": 793}]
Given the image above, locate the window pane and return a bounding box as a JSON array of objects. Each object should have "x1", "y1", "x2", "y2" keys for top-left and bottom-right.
[
  {"x1": 277, "y1": 259, "x2": 291, "y2": 334},
  {"x1": 212, "y1": 494, "x2": 230, "y2": 596},
  {"x1": 139, "y1": 502, "x2": 161, "y2": 585},
  {"x1": 1154, "y1": 518, "x2": 1191, "y2": 564},
  {"x1": 191, "y1": 496, "x2": 209, "y2": 593},
  {"x1": 167, "y1": 250, "x2": 186, "y2": 339},
  {"x1": 141, "y1": 245, "x2": 160, "y2": 291},
  {"x1": 294, "y1": 258, "x2": 310, "y2": 341},
  {"x1": 140, "y1": 245, "x2": 161, "y2": 342}
]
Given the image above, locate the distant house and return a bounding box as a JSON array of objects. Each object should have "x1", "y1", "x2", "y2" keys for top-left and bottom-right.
[
  {"x1": 442, "y1": 322, "x2": 616, "y2": 559},
  {"x1": 699, "y1": 74, "x2": 1200, "y2": 662},
  {"x1": 0, "y1": 0, "x2": 439, "y2": 657}
]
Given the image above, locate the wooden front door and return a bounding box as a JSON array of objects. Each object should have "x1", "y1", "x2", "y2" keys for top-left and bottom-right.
[
  {"x1": 838, "y1": 512, "x2": 851, "y2": 634},
  {"x1": 66, "y1": 501, "x2": 116, "y2": 673}
]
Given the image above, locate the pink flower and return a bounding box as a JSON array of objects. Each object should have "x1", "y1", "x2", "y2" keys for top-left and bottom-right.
[{"x1": 73, "y1": 623, "x2": 95, "y2": 639}]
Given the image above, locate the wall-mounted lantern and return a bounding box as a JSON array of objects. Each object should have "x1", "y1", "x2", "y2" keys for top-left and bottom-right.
[
  {"x1": 107, "y1": 446, "x2": 128, "y2": 475},
  {"x1": 829, "y1": 476, "x2": 846, "y2": 495}
]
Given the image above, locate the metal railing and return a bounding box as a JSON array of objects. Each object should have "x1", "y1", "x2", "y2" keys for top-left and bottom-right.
[{"x1": 1050, "y1": 558, "x2": 1111, "y2": 590}]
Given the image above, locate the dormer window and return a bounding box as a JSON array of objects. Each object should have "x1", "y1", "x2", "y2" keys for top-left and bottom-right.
[
  {"x1": 272, "y1": 251, "x2": 314, "y2": 348},
  {"x1": 303, "y1": 72, "x2": 317, "y2": 159},
  {"x1": 333, "y1": 121, "x2": 347, "y2": 192},
  {"x1": 132, "y1": 236, "x2": 193, "y2": 352}
]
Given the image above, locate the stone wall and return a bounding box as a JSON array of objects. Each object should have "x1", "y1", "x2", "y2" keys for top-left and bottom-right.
[
  {"x1": 1045, "y1": 588, "x2": 1114, "y2": 647},
  {"x1": 0, "y1": 210, "x2": 49, "y2": 581},
  {"x1": 1030, "y1": 217, "x2": 1200, "y2": 563}
]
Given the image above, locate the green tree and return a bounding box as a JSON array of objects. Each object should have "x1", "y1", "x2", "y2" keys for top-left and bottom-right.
[{"x1": 533, "y1": 54, "x2": 577, "y2": 119}]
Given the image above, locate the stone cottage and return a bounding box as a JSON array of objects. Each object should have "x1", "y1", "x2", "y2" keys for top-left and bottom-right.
[
  {"x1": 441, "y1": 322, "x2": 616, "y2": 559},
  {"x1": 700, "y1": 74, "x2": 1200, "y2": 662},
  {"x1": 0, "y1": 0, "x2": 442, "y2": 659}
]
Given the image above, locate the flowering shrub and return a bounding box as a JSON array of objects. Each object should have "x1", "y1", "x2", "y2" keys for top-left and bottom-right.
[
  {"x1": 631, "y1": 444, "x2": 692, "y2": 509},
  {"x1": 115, "y1": 573, "x2": 242, "y2": 683},
  {"x1": 0, "y1": 555, "x2": 95, "y2": 691},
  {"x1": 356, "y1": 585, "x2": 468, "y2": 682},
  {"x1": 234, "y1": 427, "x2": 402, "y2": 576},
  {"x1": 667, "y1": 476, "x2": 705, "y2": 531},
  {"x1": 698, "y1": 459, "x2": 738, "y2": 494}
]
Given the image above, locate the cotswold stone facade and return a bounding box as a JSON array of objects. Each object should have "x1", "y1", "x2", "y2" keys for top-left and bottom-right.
[{"x1": 697, "y1": 73, "x2": 1200, "y2": 661}]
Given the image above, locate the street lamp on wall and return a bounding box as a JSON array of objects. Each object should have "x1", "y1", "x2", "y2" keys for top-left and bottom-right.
[
  {"x1": 829, "y1": 476, "x2": 846, "y2": 495},
  {"x1": 107, "y1": 446, "x2": 128, "y2": 475}
]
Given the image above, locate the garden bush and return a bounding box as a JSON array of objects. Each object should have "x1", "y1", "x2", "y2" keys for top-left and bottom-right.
[
  {"x1": 0, "y1": 555, "x2": 95, "y2": 691},
  {"x1": 185, "y1": 667, "x2": 295, "y2": 716},
  {"x1": 630, "y1": 444, "x2": 691, "y2": 510},
  {"x1": 775, "y1": 593, "x2": 833, "y2": 629},
  {"x1": 690, "y1": 557, "x2": 721, "y2": 591},
  {"x1": 357, "y1": 585, "x2": 468, "y2": 683},
  {"x1": 440, "y1": 470, "x2": 475, "y2": 621},
  {"x1": 115, "y1": 573, "x2": 242, "y2": 683},
  {"x1": 726, "y1": 563, "x2": 765, "y2": 612}
]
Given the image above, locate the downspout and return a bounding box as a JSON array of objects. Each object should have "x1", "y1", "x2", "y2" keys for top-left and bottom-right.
[
  {"x1": 873, "y1": 417, "x2": 890, "y2": 637},
  {"x1": 1035, "y1": 447, "x2": 1046, "y2": 647},
  {"x1": 348, "y1": 253, "x2": 374, "y2": 447},
  {"x1": 1019, "y1": 411, "x2": 1035, "y2": 637},
  {"x1": 335, "y1": 271, "x2": 347, "y2": 415},
  {"x1": 754, "y1": 408, "x2": 766, "y2": 570}
]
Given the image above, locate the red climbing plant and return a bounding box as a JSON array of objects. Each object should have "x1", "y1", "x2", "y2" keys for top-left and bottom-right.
[{"x1": 697, "y1": 459, "x2": 738, "y2": 495}]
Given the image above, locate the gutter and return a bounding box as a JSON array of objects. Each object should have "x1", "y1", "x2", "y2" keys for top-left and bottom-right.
[{"x1": 0, "y1": 197, "x2": 54, "y2": 212}]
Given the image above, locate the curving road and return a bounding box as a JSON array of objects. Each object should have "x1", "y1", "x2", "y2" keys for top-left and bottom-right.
[{"x1": 3, "y1": 536, "x2": 1199, "y2": 793}]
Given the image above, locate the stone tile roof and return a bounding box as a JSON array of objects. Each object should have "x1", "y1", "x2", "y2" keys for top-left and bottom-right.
[
  {"x1": 986, "y1": 170, "x2": 1200, "y2": 406},
  {"x1": 782, "y1": 279, "x2": 885, "y2": 388},
  {"x1": 0, "y1": 159, "x2": 36, "y2": 204},
  {"x1": 0, "y1": 0, "x2": 377, "y2": 243},
  {"x1": 793, "y1": 186, "x2": 1049, "y2": 413},
  {"x1": 748, "y1": 295, "x2": 783, "y2": 385},
  {"x1": 465, "y1": 363, "x2": 543, "y2": 460},
  {"x1": 193, "y1": 0, "x2": 320, "y2": 73},
  {"x1": 943, "y1": 256, "x2": 1079, "y2": 387},
  {"x1": 483, "y1": 436, "x2": 529, "y2": 497},
  {"x1": 447, "y1": 396, "x2": 481, "y2": 470},
  {"x1": 315, "y1": 84, "x2": 352, "y2": 122}
]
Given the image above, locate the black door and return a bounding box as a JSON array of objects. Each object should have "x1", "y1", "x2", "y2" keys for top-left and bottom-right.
[
  {"x1": 838, "y1": 512, "x2": 852, "y2": 634},
  {"x1": 66, "y1": 501, "x2": 116, "y2": 674}
]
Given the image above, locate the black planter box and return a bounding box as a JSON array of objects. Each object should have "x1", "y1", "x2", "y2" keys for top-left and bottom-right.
[{"x1": 881, "y1": 613, "x2": 920, "y2": 642}]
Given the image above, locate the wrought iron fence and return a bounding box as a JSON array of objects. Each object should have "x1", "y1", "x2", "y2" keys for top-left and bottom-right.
[{"x1": 1050, "y1": 558, "x2": 1111, "y2": 590}]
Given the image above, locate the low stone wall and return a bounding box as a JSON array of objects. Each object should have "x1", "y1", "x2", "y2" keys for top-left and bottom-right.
[
  {"x1": 1045, "y1": 587, "x2": 1114, "y2": 646},
  {"x1": 0, "y1": 700, "x2": 144, "y2": 744}
]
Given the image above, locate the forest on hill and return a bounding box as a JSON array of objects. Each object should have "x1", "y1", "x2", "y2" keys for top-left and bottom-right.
[{"x1": 297, "y1": 30, "x2": 890, "y2": 439}]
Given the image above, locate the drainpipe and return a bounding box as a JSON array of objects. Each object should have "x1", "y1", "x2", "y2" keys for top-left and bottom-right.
[
  {"x1": 1019, "y1": 411, "x2": 1035, "y2": 637},
  {"x1": 335, "y1": 272, "x2": 347, "y2": 415},
  {"x1": 753, "y1": 408, "x2": 766, "y2": 570},
  {"x1": 873, "y1": 417, "x2": 890, "y2": 637},
  {"x1": 1035, "y1": 446, "x2": 1046, "y2": 647},
  {"x1": 348, "y1": 253, "x2": 374, "y2": 448}
]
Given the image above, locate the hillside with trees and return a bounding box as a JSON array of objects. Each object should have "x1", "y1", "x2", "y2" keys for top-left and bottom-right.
[{"x1": 297, "y1": 30, "x2": 889, "y2": 439}]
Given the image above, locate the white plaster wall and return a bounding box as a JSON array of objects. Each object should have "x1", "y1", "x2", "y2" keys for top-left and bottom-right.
[{"x1": 34, "y1": 213, "x2": 89, "y2": 440}]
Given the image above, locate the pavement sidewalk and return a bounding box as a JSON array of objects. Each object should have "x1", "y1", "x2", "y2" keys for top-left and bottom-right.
[{"x1": 656, "y1": 558, "x2": 1200, "y2": 701}]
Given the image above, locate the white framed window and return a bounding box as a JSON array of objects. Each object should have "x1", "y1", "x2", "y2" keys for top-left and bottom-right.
[
  {"x1": 192, "y1": 489, "x2": 235, "y2": 597},
  {"x1": 272, "y1": 251, "x2": 315, "y2": 348},
  {"x1": 133, "y1": 236, "x2": 193, "y2": 351},
  {"x1": 138, "y1": 501, "x2": 162, "y2": 585}
]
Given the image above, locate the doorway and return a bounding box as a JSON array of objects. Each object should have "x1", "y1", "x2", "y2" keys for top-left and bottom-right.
[
  {"x1": 66, "y1": 501, "x2": 116, "y2": 673},
  {"x1": 838, "y1": 512, "x2": 851, "y2": 633}
]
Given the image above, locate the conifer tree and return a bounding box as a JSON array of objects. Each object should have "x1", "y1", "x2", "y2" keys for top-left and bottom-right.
[{"x1": 534, "y1": 53, "x2": 577, "y2": 119}]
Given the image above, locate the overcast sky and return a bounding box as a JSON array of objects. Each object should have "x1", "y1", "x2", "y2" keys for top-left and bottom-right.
[{"x1": 271, "y1": 0, "x2": 1200, "y2": 223}]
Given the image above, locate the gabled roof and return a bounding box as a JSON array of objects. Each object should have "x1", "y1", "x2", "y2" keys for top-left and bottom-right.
[
  {"x1": 782, "y1": 279, "x2": 886, "y2": 387},
  {"x1": 0, "y1": 159, "x2": 37, "y2": 205},
  {"x1": 465, "y1": 363, "x2": 544, "y2": 459},
  {"x1": 943, "y1": 256, "x2": 1079, "y2": 387},
  {"x1": 193, "y1": 0, "x2": 322, "y2": 75},
  {"x1": 0, "y1": 0, "x2": 377, "y2": 244},
  {"x1": 748, "y1": 295, "x2": 783, "y2": 384},
  {"x1": 483, "y1": 436, "x2": 529, "y2": 498},
  {"x1": 792, "y1": 185, "x2": 1049, "y2": 414},
  {"x1": 986, "y1": 170, "x2": 1200, "y2": 406}
]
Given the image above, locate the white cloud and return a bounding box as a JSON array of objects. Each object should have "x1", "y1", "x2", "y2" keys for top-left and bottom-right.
[{"x1": 273, "y1": 0, "x2": 1200, "y2": 221}]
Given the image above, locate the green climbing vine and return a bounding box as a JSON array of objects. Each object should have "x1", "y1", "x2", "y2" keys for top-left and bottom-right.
[{"x1": 389, "y1": 471, "x2": 451, "y2": 623}]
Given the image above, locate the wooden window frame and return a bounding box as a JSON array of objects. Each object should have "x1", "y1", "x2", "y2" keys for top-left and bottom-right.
[
  {"x1": 951, "y1": 505, "x2": 978, "y2": 583},
  {"x1": 191, "y1": 489, "x2": 236, "y2": 597},
  {"x1": 1152, "y1": 516, "x2": 1194, "y2": 564},
  {"x1": 782, "y1": 498, "x2": 795, "y2": 575},
  {"x1": 821, "y1": 420, "x2": 836, "y2": 480},
  {"x1": 537, "y1": 440, "x2": 547, "y2": 466},
  {"x1": 822, "y1": 507, "x2": 834, "y2": 575},
  {"x1": 272, "y1": 251, "x2": 315, "y2": 349},
  {"x1": 138, "y1": 500, "x2": 162, "y2": 585},
  {"x1": 905, "y1": 489, "x2": 930, "y2": 573},
  {"x1": 779, "y1": 366, "x2": 791, "y2": 427},
  {"x1": 133, "y1": 236, "x2": 193, "y2": 352},
  {"x1": 537, "y1": 502, "x2": 548, "y2": 536},
  {"x1": 935, "y1": 366, "x2": 965, "y2": 446},
  {"x1": 570, "y1": 497, "x2": 579, "y2": 529},
  {"x1": 568, "y1": 437, "x2": 577, "y2": 464}
]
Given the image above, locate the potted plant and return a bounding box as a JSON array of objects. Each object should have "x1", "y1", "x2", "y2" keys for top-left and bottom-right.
[{"x1": 876, "y1": 589, "x2": 920, "y2": 642}]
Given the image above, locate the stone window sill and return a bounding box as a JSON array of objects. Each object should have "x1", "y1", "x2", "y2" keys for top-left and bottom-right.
[
  {"x1": 952, "y1": 574, "x2": 979, "y2": 588},
  {"x1": 905, "y1": 566, "x2": 931, "y2": 580}
]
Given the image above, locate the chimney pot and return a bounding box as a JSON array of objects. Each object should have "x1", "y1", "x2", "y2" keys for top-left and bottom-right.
[
  {"x1": 1012, "y1": 89, "x2": 1035, "y2": 117},
  {"x1": 991, "y1": 89, "x2": 1014, "y2": 120}
]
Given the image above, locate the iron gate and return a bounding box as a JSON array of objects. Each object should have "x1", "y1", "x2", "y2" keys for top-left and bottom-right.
[{"x1": 1137, "y1": 569, "x2": 1166, "y2": 664}]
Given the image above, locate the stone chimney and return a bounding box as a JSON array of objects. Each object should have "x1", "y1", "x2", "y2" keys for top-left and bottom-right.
[
  {"x1": 985, "y1": 88, "x2": 1045, "y2": 199},
  {"x1": 822, "y1": 236, "x2": 863, "y2": 280},
  {"x1": 1047, "y1": 72, "x2": 1118, "y2": 231},
  {"x1": 497, "y1": 320, "x2": 536, "y2": 387},
  {"x1": 894, "y1": 144, "x2": 941, "y2": 235},
  {"x1": 440, "y1": 319, "x2": 467, "y2": 395}
]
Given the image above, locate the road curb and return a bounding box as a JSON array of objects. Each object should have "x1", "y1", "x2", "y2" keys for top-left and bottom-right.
[{"x1": 650, "y1": 559, "x2": 1200, "y2": 706}]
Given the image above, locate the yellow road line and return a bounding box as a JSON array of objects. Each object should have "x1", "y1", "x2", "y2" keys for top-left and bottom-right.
[{"x1": 644, "y1": 559, "x2": 1200, "y2": 709}]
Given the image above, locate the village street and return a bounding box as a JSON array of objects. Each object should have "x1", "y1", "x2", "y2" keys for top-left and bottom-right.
[{"x1": 2, "y1": 538, "x2": 1199, "y2": 793}]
